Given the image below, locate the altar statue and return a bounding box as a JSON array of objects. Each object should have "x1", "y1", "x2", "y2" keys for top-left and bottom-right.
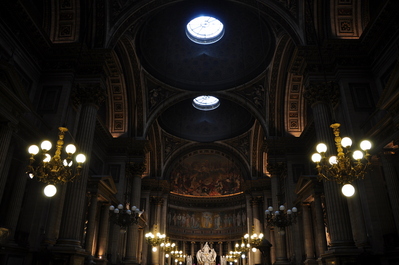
[
  {"x1": 220, "y1": 255, "x2": 226, "y2": 265},
  {"x1": 196, "y1": 242, "x2": 217, "y2": 265},
  {"x1": 187, "y1": 255, "x2": 193, "y2": 265}
]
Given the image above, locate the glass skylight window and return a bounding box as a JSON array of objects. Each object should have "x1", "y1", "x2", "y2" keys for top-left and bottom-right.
[
  {"x1": 192, "y1": 95, "x2": 220, "y2": 111},
  {"x1": 186, "y1": 16, "x2": 224, "y2": 44}
]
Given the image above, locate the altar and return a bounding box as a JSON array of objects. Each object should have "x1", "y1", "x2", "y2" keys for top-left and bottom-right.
[{"x1": 196, "y1": 242, "x2": 217, "y2": 265}]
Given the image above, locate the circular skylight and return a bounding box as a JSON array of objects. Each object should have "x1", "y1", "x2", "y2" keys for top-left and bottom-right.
[
  {"x1": 186, "y1": 16, "x2": 224, "y2": 44},
  {"x1": 192, "y1": 95, "x2": 220, "y2": 111}
]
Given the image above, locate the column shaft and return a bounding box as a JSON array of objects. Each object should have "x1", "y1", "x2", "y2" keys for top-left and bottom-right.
[
  {"x1": 125, "y1": 174, "x2": 143, "y2": 264},
  {"x1": 302, "y1": 203, "x2": 316, "y2": 264},
  {"x1": 97, "y1": 204, "x2": 110, "y2": 259},
  {"x1": 57, "y1": 102, "x2": 99, "y2": 246},
  {"x1": 311, "y1": 102, "x2": 355, "y2": 249},
  {"x1": 85, "y1": 194, "x2": 99, "y2": 256},
  {"x1": 270, "y1": 175, "x2": 289, "y2": 264},
  {"x1": 381, "y1": 154, "x2": 399, "y2": 234},
  {"x1": 252, "y1": 198, "x2": 262, "y2": 265}
]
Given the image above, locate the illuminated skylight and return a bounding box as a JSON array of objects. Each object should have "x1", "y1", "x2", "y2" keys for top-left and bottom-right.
[
  {"x1": 186, "y1": 16, "x2": 224, "y2": 45},
  {"x1": 192, "y1": 95, "x2": 220, "y2": 111}
]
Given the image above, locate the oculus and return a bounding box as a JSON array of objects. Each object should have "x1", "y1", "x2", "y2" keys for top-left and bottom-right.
[
  {"x1": 186, "y1": 16, "x2": 224, "y2": 44},
  {"x1": 192, "y1": 95, "x2": 220, "y2": 111}
]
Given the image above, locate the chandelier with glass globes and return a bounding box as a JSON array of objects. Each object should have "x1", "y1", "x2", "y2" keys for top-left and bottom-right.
[
  {"x1": 265, "y1": 205, "x2": 297, "y2": 234},
  {"x1": 311, "y1": 123, "x2": 372, "y2": 197},
  {"x1": 109, "y1": 203, "x2": 144, "y2": 232},
  {"x1": 27, "y1": 127, "x2": 86, "y2": 197},
  {"x1": 145, "y1": 226, "x2": 166, "y2": 252}
]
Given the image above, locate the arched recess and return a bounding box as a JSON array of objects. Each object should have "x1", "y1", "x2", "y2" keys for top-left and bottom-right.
[
  {"x1": 267, "y1": 34, "x2": 296, "y2": 136},
  {"x1": 163, "y1": 144, "x2": 251, "y2": 196},
  {"x1": 113, "y1": 35, "x2": 143, "y2": 138},
  {"x1": 104, "y1": 50, "x2": 129, "y2": 137},
  {"x1": 146, "y1": 122, "x2": 163, "y2": 177},
  {"x1": 142, "y1": 74, "x2": 270, "y2": 142},
  {"x1": 251, "y1": 121, "x2": 267, "y2": 179},
  {"x1": 329, "y1": 0, "x2": 367, "y2": 39},
  {"x1": 47, "y1": 0, "x2": 81, "y2": 43},
  {"x1": 284, "y1": 73, "x2": 306, "y2": 137}
]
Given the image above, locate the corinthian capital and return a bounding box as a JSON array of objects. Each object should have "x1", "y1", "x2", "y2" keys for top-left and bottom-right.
[
  {"x1": 126, "y1": 161, "x2": 146, "y2": 178},
  {"x1": 267, "y1": 162, "x2": 287, "y2": 177},
  {"x1": 72, "y1": 83, "x2": 107, "y2": 108},
  {"x1": 303, "y1": 81, "x2": 340, "y2": 106}
]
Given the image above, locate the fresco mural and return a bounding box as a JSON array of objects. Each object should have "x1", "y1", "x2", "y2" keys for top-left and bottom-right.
[
  {"x1": 167, "y1": 207, "x2": 247, "y2": 236},
  {"x1": 170, "y1": 153, "x2": 243, "y2": 196}
]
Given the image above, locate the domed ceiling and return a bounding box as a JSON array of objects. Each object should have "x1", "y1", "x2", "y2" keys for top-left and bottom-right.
[
  {"x1": 158, "y1": 98, "x2": 255, "y2": 142},
  {"x1": 137, "y1": 0, "x2": 276, "y2": 91},
  {"x1": 136, "y1": 0, "x2": 274, "y2": 142}
]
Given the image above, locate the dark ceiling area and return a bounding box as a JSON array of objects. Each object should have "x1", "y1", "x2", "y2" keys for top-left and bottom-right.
[
  {"x1": 137, "y1": 0, "x2": 272, "y2": 142},
  {"x1": 137, "y1": 0, "x2": 276, "y2": 91},
  {"x1": 158, "y1": 98, "x2": 254, "y2": 142}
]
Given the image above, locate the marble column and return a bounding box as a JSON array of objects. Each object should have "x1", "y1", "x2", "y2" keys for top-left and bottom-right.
[
  {"x1": 267, "y1": 162, "x2": 290, "y2": 265},
  {"x1": 0, "y1": 122, "x2": 15, "y2": 204},
  {"x1": 55, "y1": 83, "x2": 106, "y2": 255},
  {"x1": 302, "y1": 203, "x2": 317, "y2": 265},
  {"x1": 251, "y1": 197, "x2": 262, "y2": 265},
  {"x1": 380, "y1": 153, "x2": 399, "y2": 235},
  {"x1": 304, "y1": 82, "x2": 357, "y2": 263},
  {"x1": 42, "y1": 184, "x2": 68, "y2": 246},
  {"x1": 219, "y1": 241, "x2": 223, "y2": 257},
  {"x1": 85, "y1": 193, "x2": 99, "y2": 260},
  {"x1": 149, "y1": 196, "x2": 164, "y2": 265},
  {"x1": 97, "y1": 203, "x2": 110, "y2": 262},
  {"x1": 125, "y1": 161, "x2": 146, "y2": 265},
  {"x1": 346, "y1": 181, "x2": 369, "y2": 249},
  {"x1": 269, "y1": 227, "x2": 276, "y2": 264},
  {"x1": 190, "y1": 241, "x2": 195, "y2": 257}
]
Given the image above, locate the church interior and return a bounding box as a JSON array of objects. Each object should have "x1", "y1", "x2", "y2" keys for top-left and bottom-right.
[{"x1": 1, "y1": 0, "x2": 399, "y2": 265}]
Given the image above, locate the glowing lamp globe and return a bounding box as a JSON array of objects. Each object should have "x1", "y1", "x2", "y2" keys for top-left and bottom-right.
[
  {"x1": 316, "y1": 143, "x2": 327, "y2": 153},
  {"x1": 360, "y1": 140, "x2": 372, "y2": 150},
  {"x1": 312, "y1": 153, "x2": 322, "y2": 163},
  {"x1": 342, "y1": 184, "x2": 355, "y2": 197},
  {"x1": 41, "y1": 140, "x2": 52, "y2": 151},
  {"x1": 65, "y1": 144, "x2": 77, "y2": 154},
  {"x1": 341, "y1": 137, "x2": 352, "y2": 148},
  {"x1": 28, "y1": 145, "x2": 39, "y2": 155},
  {"x1": 44, "y1": 184, "x2": 57, "y2": 197}
]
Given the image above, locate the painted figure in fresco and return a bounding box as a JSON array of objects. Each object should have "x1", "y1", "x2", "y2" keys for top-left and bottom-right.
[
  {"x1": 214, "y1": 214, "x2": 221, "y2": 229},
  {"x1": 197, "y1": 242, "x2": 217, "y2": 265},
  {"x1": 201, "y1": 212, "x2": 213, "y2": 228},
  {"x1": 170, "y1": 154, "x2": 243, "y2": 197}
]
